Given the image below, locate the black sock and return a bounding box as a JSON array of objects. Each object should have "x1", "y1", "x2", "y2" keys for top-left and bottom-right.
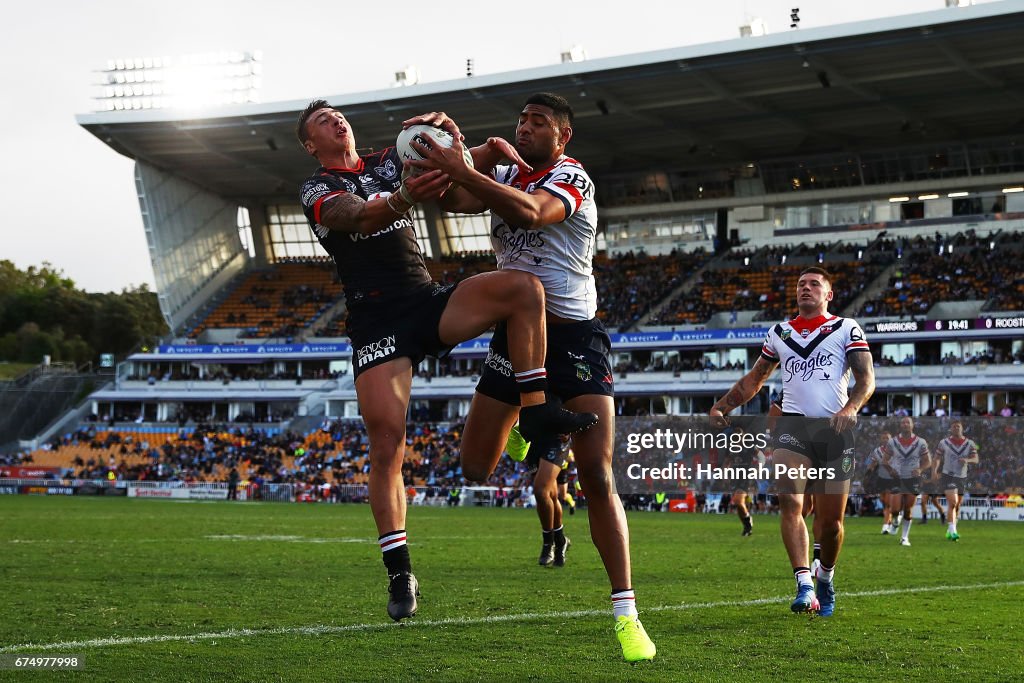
[
  {"x1": 813, "y1": 543, "x2": 821, "y2": 562},
  {"x1": 542, "y1": 529, "x2": 554, "y2": 545},
  {"x1": 379, "y1": 530, "x2": 411, "y2": 576},
  {"x1": 553, "y1": 526, "x2": 565, "y2": 545}
]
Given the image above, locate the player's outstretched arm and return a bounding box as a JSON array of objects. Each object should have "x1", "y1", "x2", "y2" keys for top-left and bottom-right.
[
  {"x1": 319, "y1": 170, "x2": 450, "y2": 235},
  {"x1": 710, "y1": 357, "x2": 777, "y2": 425}
]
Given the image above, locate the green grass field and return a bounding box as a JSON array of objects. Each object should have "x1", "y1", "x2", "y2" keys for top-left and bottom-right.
[{"x1": 0, "y1": 497, "x2": 1021, "y2": 682}]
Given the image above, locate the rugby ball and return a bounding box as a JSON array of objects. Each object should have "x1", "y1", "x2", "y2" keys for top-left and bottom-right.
[{"x1": 395, "y1": 124, "x2": 474, "y2": 174}]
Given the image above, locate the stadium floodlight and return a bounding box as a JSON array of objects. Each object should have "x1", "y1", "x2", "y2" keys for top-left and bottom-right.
[
  {"x1": 93, "y1": 51, "x2": 262, "y2": 112},
  {"x1": 947, "y1": 191, "x2": 969, "y2": 197},
  {"x1": 889, "y1": 196, "x2": 910, "y2": 202},
  {"x1": 560, "y1": 45, "x2": 588, "y2": 63},
  {"x1": 1002, "y1": 186, "x2": 1024, "y2": 193},
  {"x1": 739, "y1": 18, "x2": 768, "y2": 38},
  {"x1": 918, "y1": 194, "x2": 939, "y2": 200},
  {"x1": 393, "y1": 66, "x2": 420, "y2": 87}
]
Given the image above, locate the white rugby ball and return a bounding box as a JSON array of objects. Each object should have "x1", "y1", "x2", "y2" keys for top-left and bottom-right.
[{"x1": 395, "y1": 124, "x2": 474, "y2": 174}]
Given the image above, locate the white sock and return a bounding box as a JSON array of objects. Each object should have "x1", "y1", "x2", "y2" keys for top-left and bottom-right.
[
  {"x1": 902, "y1": 518, "x2": 912, "y2": 540},
  {"x1": 611, "y1": 590, "x2": 638, "y2": 619},
  {"x1": 948, "y1": 522, "x2": 956, "y2": 534},
  {"x1": 794, "y1": 569, "x2": 813, "y2": 590},
  {"x1": 816, "y1": 564, "x2": 835, "y2": 584}
]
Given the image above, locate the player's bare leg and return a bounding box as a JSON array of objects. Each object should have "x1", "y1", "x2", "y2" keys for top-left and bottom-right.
[
  {"x1": 534, "y1": 458, "x2": 563, "y2": 566},
  {"x1": 734, "y1": 489, "x2": 753, "y2": 535},
  {"x1": 458, "y1": 392, "x2": 520, "y2": 483},
  {"x1": 775, "y1": 449, "x2": 818, "y2": 613},
  {"x1": 356, "y1": 358, "x2": 419, "y2": 620},
  {"x1": 811, "y1": 492, "x2": 847, "y2": 617},
  {"x1": 945, "y1": 487, "x2": 961, "y2": 540},
  {"x1": 566, "y1": 393, "x2": 652, "y2": 657},
  {"x1": 898, "y1": 493, "x2": 916, "y2": 545},
  {"x1": 438, "y1": 271, "x2": 597, "y2": 440}
]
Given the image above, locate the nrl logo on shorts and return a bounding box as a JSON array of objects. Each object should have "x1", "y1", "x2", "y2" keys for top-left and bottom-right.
[
  {"x1": 780, "y1": 329, "x2": 792, "y2": 341},
  {"x1": 842, "y1": 454, "x2": 853, "y2": 473},
  {"x1": 575, "y1": 361, "x2": 592, "y2": 382}
]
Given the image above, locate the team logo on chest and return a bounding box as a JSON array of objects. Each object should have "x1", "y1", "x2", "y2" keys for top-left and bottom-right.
[{"x1": 374, "y1": 159, "x2": 398, "y2": 180}]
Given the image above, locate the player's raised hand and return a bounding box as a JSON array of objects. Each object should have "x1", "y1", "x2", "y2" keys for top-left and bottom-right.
[
  {"x1": 402, "y1": 112, "x2": 463, "y2": 142},
  {"x1": 407, "y1": 137, "x2": 474, "y2": 182},
  {"x1": 402, "y1": 168, "x2": 451, "y2": 203},
  {"x1": 709, "y1": 407, "x2": 730, "y2": 429},
  {"x1": 485, "y1": 137, "x2": 533, "y2": 174}
]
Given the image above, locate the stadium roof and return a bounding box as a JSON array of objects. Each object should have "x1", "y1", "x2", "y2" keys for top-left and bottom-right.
[{"x1": 77, "y1": 2, "x2": 1024, "y2": 204}]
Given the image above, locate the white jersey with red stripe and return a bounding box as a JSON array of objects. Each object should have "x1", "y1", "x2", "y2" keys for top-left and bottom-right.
[
  {"x1": 489, "y1": 156, "x2": 597, "y2": 320},
  {"x1": 936, "y1": 436, "x2": 979, "y2": 477},
  {"x1": 760, "y1": 314, "x2": 870, "y2": 418},
  {"x1": 885, "y1": 435, "x2": 930, "y2": 478}
]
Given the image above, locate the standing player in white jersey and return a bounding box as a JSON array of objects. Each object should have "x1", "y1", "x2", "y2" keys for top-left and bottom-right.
[
  {"x1": 711, "y1": 267, "x2": 875, "y2": 618},
  {"x1": 934, "y1": 420, "x2": 979, "y2": 541},
  {"x1": 406, "y1": 92, "x2": 655, "y2": 663},
  {"x1": 883, "y1": 417, "x2": 932, "y2": 547},
  {"x1": 865, "y1": 431, "x2": 897, "y2": 534}
]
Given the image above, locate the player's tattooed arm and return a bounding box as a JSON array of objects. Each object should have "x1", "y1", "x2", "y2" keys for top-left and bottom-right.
[
  {"x1": 844, "y1": 350, "x2": 876, "y2": 414},
  {"x1": 710, "y1": 356, "x2": 777, "y2": 420},
  {"x1": 319, "y1": 192, "x2": 374, "y2": 234}
]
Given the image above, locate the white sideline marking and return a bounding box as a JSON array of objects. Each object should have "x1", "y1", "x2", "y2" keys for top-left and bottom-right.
[
  {"x1": 1, "y1": 580, "x2": 1021, "y2": 653},
  {"x1": 205, "y1": 535, "x2": 372, "y2": 543}
]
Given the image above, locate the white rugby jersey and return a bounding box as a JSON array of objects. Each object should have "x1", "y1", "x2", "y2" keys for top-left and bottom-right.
[
  {"x1": 936, "y1": 436, "x2": 978, "y2": 478},
  {"x1": 489, "y1": 156, "x2": 598, "y2": 320},
  {"x1": 760, "y1": 314, "x2": 870, "y2": 417},
  {"x1": 885, "y1": 435, "x2": 931, "y2": 479},
  {"x1": 867, "y1": 446, "x2": 893, "y2": 479}
]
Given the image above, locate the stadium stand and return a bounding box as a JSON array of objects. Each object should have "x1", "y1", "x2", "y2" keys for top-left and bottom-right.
[
  {"x1": 187, "y1": 259, "x2": 341, "y2": 340},
  {"x1": 648, "y1": 240, "x2": 890, "y2": 325},
  {"x1": 857, "y1": 230, "x2": 1024, "y2": 317},
  {"x1": 595, "y1": 249, "x2": 711, "y2": 329}
]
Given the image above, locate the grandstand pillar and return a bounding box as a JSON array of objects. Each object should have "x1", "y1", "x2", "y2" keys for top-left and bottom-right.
[
  {"x1": 247, "y1": 205, "x2": 273, "y2": 266},
  {"x1": 421, "y1": 203, "x2": 446, "y2": 257}
]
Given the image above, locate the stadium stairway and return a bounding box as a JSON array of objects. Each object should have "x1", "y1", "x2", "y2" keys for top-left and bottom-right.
[
  {"x1": 0, "y1": 368, "x2": 99, "y2": 449},
  {"x1": 842, "y1": 261, "x2": 899, "y2": 317},
  {"x1": 634, "y1": 252, "x2": 725, "y2": 328},
  {"x1": 306, "y1": 298, "x2": 347, "y2": 338}
]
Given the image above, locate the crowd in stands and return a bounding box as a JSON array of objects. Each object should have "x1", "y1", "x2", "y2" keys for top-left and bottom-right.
[
  {"x1": 648, "y1": 240, "x2": 890, "y2": 325},
  {"x1": 858, "y1": 230, "x2": 1022, "y2": 318},
  {"x1": 6, "y1": 406, "x2": 1022, "y2": 505},
  {"x1": 594, "y1": 249, "x2": 710, "y2": 329}
]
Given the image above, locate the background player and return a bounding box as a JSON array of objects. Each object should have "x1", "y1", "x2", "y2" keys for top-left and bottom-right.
[
  {"x1": 883, "y1": 417, "x2": 931, "y2": 547},
  {"x1": 522, "y1": 436, "x2": 573, "y2": 566},
  {"x1": 865, "y1": 431, "x2": 897, "y2": 533},
  {"x1": 710, "y1": 267, "x2": 875, "y2": 618},
  {"x1": 934, "y1": 420, "x2": 979, "y2": 540}
]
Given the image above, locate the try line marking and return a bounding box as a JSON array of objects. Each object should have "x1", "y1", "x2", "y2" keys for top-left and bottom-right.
[{"x1": 2, "y1": 580, "x2": 1021, "y2": 653}]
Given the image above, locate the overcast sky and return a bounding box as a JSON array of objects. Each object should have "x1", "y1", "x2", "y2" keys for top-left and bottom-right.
[{"x1": 0, "y1": 0, "x2": 993, "y2": 292}]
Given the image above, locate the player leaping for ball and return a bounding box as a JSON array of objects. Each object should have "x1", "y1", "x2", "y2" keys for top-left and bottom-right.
[
  {"x1": 406, "y1": 93, "x2": 655, "y2": 662},
  {"x1": 296, "y1": 100, "x2": 597, "y2": 623},
  {"x1": 710, "y1": 267, "x2": 875, "y2": 618}
]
